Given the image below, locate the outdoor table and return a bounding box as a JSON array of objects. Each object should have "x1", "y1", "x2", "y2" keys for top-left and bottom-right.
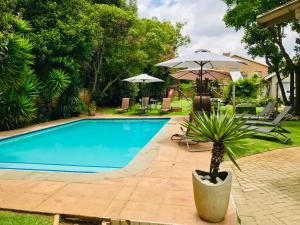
[{"x1": 150, "y1": 98, "x2": 157, "y2": 109}]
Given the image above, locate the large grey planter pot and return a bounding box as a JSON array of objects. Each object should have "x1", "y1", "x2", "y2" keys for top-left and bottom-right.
[{"x1": 192, "y1": 170, "x2": 232, "y2": 223}]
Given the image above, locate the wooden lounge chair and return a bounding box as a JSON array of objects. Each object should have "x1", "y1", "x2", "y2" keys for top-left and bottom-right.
[
  {"x1": 245, "y1": 106, "x2": 292, "y2": 132},
  {"x1": 115, "y1": 98, "x2": 130, "y2": 113},
  {"x1": 160, "y1": 98, "x2": 172, "y2": 113},
  {"x1": 236, "y1": 102, "x2": 275, "y2": 120}
]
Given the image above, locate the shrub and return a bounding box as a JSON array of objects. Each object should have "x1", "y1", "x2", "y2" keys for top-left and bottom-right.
[
  {"x1": 235, "y1": 96, "x2": 275, "y2": 107},
  {"x1": 0, "y1": 91, "x2": 37, "y2": 130},
  {"x1": 226, "y1": 77, "x2": 262, "y2": 100}
]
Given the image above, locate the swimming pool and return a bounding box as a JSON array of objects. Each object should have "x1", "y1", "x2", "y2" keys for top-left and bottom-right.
[{"x1": 0, "y1": 119, "x2": 169, "y2": 173}]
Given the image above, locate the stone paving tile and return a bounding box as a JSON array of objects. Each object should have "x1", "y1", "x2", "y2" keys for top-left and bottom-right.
[{"x1": 228, "y1": 147, "x2": 300, "y2": 225}]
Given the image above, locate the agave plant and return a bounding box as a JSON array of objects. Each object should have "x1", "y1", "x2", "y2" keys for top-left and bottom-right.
[
  {"x1": 42, "y1": 69, "x2": 71, "y2": 100},
  {"x1": 0, "y1": 90, "x2": 37, "y2": 130},
  {"x1": 183, "y1": 111, "x2": 252, "y2": 184}
]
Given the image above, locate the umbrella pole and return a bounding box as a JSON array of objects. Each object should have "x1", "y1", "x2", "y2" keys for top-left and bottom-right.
[
  {"x1": 232, "y1": 83, "x2": 236, "y2": 112},
  {"x1": 200, "y1": 63, "x2": 204, "y2": 109}
]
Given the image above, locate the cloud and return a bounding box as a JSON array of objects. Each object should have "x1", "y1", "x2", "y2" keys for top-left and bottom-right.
[{"x1": 137, "y1": 0, "x2": 297, "y2": 61}]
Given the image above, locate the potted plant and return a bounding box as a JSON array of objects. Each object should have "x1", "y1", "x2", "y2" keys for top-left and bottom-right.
[
  {"x1": 184, "y1": 111, "x2": 251, "y2": 222},
  {"x1": 88, "y1": 102, "x2": 96, "y2": 116}
]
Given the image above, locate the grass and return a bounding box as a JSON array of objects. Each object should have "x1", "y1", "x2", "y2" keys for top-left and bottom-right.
[
  {"x1": 229, "y1": 120, "x2": 300, "y2": 159},
  {"x1": 0, "y1": 211, "x2": 52, "y2": 225},
  {"x1": 97, "y1": 98, "x2": 261, "y2": 116},
  {"x1": 96, "y1": 98, "x2": 300, "y2": 158},
  {"x1": 97, "y1": 98, "x2": 193, "y2": 116}
]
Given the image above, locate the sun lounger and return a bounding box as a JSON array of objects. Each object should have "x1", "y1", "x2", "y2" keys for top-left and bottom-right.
[
  {"x1": 115, "y1": 98, "x2": 130, "y2": 113},
  {"x1": 160, "y1": 98, "x2": 172, "y2": 113},
  {"x1": 171, "y1": 113, "x2": 206, "y2": 149},
  {"x1": 245, "y1": 106, "x2": 292, "y2": 131},
  {"x1": 247, "y1": 124, "x2": 290, "y2": 144},
  {"x1": 236, "y1": 102, "x2": 275, "y2": 120}
]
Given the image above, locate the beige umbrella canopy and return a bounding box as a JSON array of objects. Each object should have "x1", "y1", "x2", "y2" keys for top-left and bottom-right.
[
  {"x1": 171, "y1": 68, "x2": 232, "y2": 84},
  {"x1": 157, "y1": 49, "x2": 245, "y2": 95}
]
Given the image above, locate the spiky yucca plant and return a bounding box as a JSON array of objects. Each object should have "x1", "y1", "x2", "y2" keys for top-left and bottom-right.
[{"x1": 184, "y1": 111, "x2": 251, "y2": 184}]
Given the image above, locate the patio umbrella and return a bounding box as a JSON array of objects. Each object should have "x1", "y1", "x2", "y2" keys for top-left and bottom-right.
[
  {"x1": 157, "y1": 49, "x2": 245, "y2": 95},
  {"x1": 123, "y1": 74, "x2": 164, "y2": 105},
  {"x1": 171, "y1": 68, "x2": 232, "y2": 84},
  {"x1": 123, "y1": 74, "x2": 164, "y2": 83}
]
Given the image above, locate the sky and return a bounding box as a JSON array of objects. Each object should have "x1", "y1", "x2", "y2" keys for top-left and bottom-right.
[{"x1": 137, "y1": 0, "x2": 298, "y2": 62}]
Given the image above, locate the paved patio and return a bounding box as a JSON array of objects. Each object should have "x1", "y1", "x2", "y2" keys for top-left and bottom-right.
[
  {"x1": 229, "y1": 147, "x2": 300, "y2": 225},
  {"x1": 0, "y1": 116, "x2": 237, "y2": 225}
]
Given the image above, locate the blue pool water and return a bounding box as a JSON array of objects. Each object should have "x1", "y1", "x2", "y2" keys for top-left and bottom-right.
[{"x1": 0, "y1": 119, "x2": 169, "y2": 173}]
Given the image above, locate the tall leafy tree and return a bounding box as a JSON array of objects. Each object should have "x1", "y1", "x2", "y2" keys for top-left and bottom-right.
[
  {"x1": 16, "y1": 0, "x2": 95, "y2": 118},
  {"x1": 223, "y1": 0, "x2": 300, "y2": 115},
  {"x1": 134, "y1": 19, "x2": 190, "y2": 98},
  {"x1": 0, "y1": 11, "x2": 39, "y2": 130},
  {"x1": 86, "y1": 4, "x2": 144, "y2": 104},
  {"x1": 85, "y1": 4, "x2": 189, "y2": 105}
]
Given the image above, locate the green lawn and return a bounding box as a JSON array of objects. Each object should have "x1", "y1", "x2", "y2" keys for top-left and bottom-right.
[
  {"x1": 96, "y1": 98, "x2": 300, "y2": 158},
  {"x1": 97, "y1": 98, "x2": 193, "y2": 116},
  {"x1": 228, "y1": 120, "x2": 300, "y2": 159},
  {"x1": 0, "y1": 211, "x2": 52, "y2": 225}
]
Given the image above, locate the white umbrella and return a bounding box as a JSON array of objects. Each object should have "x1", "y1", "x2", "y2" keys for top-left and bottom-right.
[
  {"x1": 157, "y1": 49, "x2": 246, "y2": 94},
  {"x1": 156, "y1": 49, "x2": 245, "y2": 69},
  {"x1": 123, "y1": 74, "x2": 164, "y2": 83}
]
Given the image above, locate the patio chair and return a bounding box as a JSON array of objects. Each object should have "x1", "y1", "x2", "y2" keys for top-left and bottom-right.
[
  {"x1": 115, "y1": 98, "x2": 130, "y2": 113},
  {"x1": 248, "y1": 124, "x2": 290, "y2": 144},
  {"x1": 136, "y1": 97, "x2": 150, "y2": 113},
  {"x1": 171, "y1": 113, "x2": 207, "y2": 149},
  {"x1": 160, "y1": 98, "x2": 172, "y2": 113},
  {"x1": 245, "y1": 106, "x2": 292, "y2": 132},
  {"x1": 236, "y1": 101, "x2": 275, "y2": 120}
]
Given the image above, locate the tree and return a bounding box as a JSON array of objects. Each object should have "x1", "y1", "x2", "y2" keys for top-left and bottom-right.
[
  {"x1": 86, "y1": 4, "x2": 145, "y2": 104},
  {"x1": 0, "y1": 12, "x2": 39, "y2": 130},
  {"x1": 223, "y1": 0, "x2": 300, "y2": 114},
  {"x1": 126, "y1": 0, "x2": 137, "y2": 14},
  {"x1": 134, "y1": 19, "x2": 190, "y2": 98},
  {"x1": 1, "y1": 0, "x2": 190, "y2": 128},
  {"x1": 16, "y1": 0, "x2": 95, "y2": 119},
  {"x1": 85, "y1": 5, "x2": 189, "y2": 105},
  {"x1": 242, "y1": 27, "x2": 289, "y2": 104},
  {"x1": 91, "y1": 0, "x2": 125, "y2": 7}
]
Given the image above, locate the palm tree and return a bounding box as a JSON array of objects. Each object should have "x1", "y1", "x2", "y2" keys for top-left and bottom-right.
[{"x1": 183, "y1": 111, "x2": 251, "y2": 184}]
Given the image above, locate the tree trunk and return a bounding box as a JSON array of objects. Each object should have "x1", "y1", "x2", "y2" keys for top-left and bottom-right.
[
  {"x1": 272, "y1": 27, "x2": 296, "y2": 109},
  {"x1": 210, "y1": 142, "x2": 225, "y2": 184},
  {"x1": 91, "y1": 43, "x2": 105, "y2": 100},
  {"x1": 290, "y1": 71, "x2": 295, "y2": 109},
  {"x1": 98, "y1": 74, "x2": 122, "y2": 102},
  {"x1": 275, "y1": 71, "x2": 289, "y2": 105},
  {"x1": 265, "y1": 57, "x2": 288, "y2": 105}
]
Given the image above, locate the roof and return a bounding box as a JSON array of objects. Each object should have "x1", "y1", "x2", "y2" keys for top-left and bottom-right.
[
  {"x1": 231, "y1": 54, "x2": 269, "y2": 68},
  {"x1": 264, "y1": 73, "x2": 276, "y2": 80},
  {"x1": 264, "y1": 73, "x2": 291, "y2": 82},
  {"x1": 257, "y1": 0, "x2": 300, "y2": 27}
]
